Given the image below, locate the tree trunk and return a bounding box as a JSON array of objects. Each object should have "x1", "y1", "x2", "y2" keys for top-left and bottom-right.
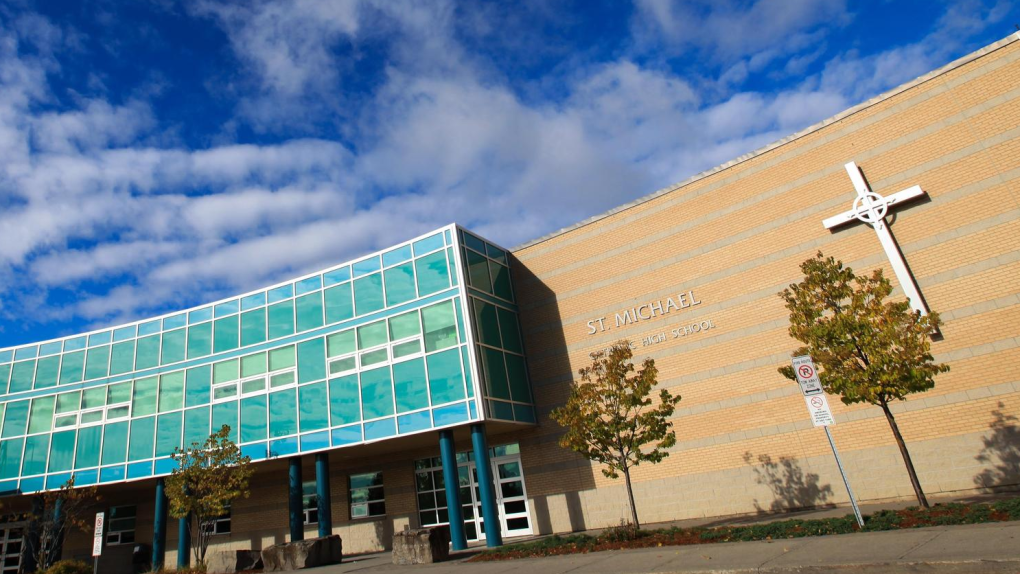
[
  {"x1": 621, "y1": 461, "x2": 640, "y2": 529},
  {"x1": 881, "y1": 402, "x2": 929, "y2": 508}
]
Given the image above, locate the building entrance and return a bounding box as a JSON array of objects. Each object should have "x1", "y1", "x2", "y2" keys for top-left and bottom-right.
[{"x1": 0, "y1": 521, "x2": 24, "y2": 574}]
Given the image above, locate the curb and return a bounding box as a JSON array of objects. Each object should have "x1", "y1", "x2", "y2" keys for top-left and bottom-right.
[{"x1": 681, "y1": 560, "x2": 1020, "y2": 574}]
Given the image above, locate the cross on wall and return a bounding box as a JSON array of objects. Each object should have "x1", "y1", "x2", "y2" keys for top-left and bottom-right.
[{"x1": 822, "y1": 162, "x2": 931, "y2": 316}]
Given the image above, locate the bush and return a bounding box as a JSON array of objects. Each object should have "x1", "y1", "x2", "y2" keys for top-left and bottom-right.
[
  {"x1": 41, "y1": 560, "x2": 92, "y2": 574},
  {"x1": 601, "y1": 521, "x2": 642, "y2": 542},
  {"x1": 993, "y1": 497, "x2": 1020, "y2": 520}
]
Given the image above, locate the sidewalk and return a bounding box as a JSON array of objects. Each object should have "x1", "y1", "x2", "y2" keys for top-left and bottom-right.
[{"x1": 319, "y1": 521, "x2": 1020, "y2": 573}]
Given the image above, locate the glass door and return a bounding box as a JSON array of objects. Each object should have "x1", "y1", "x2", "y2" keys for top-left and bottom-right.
[
  {"x1": 492, "y1": 454, "x2": 532, "y2": 537},
  {"x1": 0, "y1": 525, "x2": 23, "y2": 574}
]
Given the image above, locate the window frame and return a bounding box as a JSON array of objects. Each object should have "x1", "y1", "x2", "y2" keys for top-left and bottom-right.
[
  {"x1": 349, "y1": 472, "x2": 385, "y2": 519},
  {"x1": 106, "y1": 505, "x2": 136, "y2": 545}
]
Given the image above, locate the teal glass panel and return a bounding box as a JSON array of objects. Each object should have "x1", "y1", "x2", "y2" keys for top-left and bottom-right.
[
  {"x1": 489, "y1": 400, "x2": 514, "y2": 421},
  {"x1": 422, "y1": 300, "x2": 458, "y2": 352},
  {"x1": 240, "y1": 443, "x2": 266, "y2": 461},
  {"x1": 55, "y1": 391, "x2": 80, "y2": 414},
  {"x1": 128, "y1": 417, "x2": 156, "y2": 461},
  {"x1": 384, "y1": 263, "x2": 416, "y2": 307},
  {"x1": 1, "y1": 401, "x2": 28, "y2": 437},
  {"x1": 101, "y1": 421, "x2": 129, "y2": 465},
  {"x1": 324, "y1": 283, "x2": 354, "y2": 324},
  {"x1": 505, "y1": 353, "x2": 532, "y2": 403},
  {"x1": 414, "y1": 251, "x2": 449, "y2": 297},
  {"x1": 184, "y1": 407, "x2": 210, "y2": 447},
  {"x1": 161, "y1": 329, "x2": 186, "y2": 364},
  {"x1": 113, "y1": 326, "x2": 136, "y2": 342},
  {"x1": 212, "y1": 401, "x2": 238, "y2": 442},
  {"x1": 241, "y1": 292, "x2": 266, "y2": 311},
  {"x1": 427, "y1": 349, "x2": 466, "y2": 405},
  {"x1": 513, "y1": 404, "x2": 536, "y2": 423},
  {"x1": 295, "y1": 292, "x2": 324, "y2": 333},
  {"x1": 397, "y1": 411, "x2": 431, "y2": 434},
  {"x1": 447, "y1": 248, "x2": 458, "y2": 286},
  {"x1": 132, "y1": 376, "x2": 158, "y2": 416},
  {"x1": 27, "y1": 397, "x2": 54, "y2": 434},
  {"x1": 465, "y1": 249, "x2": 492, "y2": 294},
  {"x1": 0, "y1": 350, "x2": 10, "y2": 362},
  {"x1": 327, "y1": 374, "x2": 360, "y2": 426},
  {"x1": 269, "y1": 390, "x2": 298, "y2": 438},
  {"x1": 58, "y1": 352, "x2": 85, "y2": 385},
  {"x1": 352, "y1": 257, "x2": 380, "y2": 277},
  {"x1": 138, "y1": 320, "x2": 160, "y2": 337},
  {"x1": 240, "y1": 309, "x2": 267, "y2": 347},
  {"x1": 299, "y1": 431, "x2": 329, "y2": 451},
  {"x1": 298, "y1": 383, "x2": 328, "y2": 432},
  {"x1": 433, "y1": 402, "x2": 468, "y2": 427},
  {"x1": 268, "y1": 284, "x2": 293, "y2": 304},
  {"x1": 0, "y1": 439, "x2": 24, "y2": 479},
  {"x1": 412, "y1": 233, "x2": 444, "y2": 256},
  {"x1": 135, "y1": 335, "x2": 160, "y2": 370},
  {"x1": 214, "y1": 316, "x2": 240, "y2": 353},
  {"x1": 84, "y1": 346, "x2": 110, "y2": 380},
  {"x1": 463, "y1": 232, "x2": 486, "y2": 253},
  {"x1": 323, "y1": 266, "x2": 350, "y2": 286},
  {"x1": 48, "y1": 431, "x2": 76, "y2": 472},
  {"x1": 393, "y1": 358, "x2": 428, "y2": 413},
  {"x1": 485, "y1": 242, "x2": 507, "y2": 264},
  {"x1": 269, "y1": 436, "x2": 298, "y2": 457},
  {"x1": 0, "y1": 364, "x2": 9, "y2": 394},
  {"x1": 15, "y1": 347, "x2": 37, "y2": 360},
  {"x1": 188, "y1": 307, "x2": 212, "y2": 324},
  {"x1": 331, "y1": 424, "x2": 361, "y2": 446},
  {"x1": 496, "y1": 307, "x2": 523, "y2": 353},
  {"x1": 268, "y1": 301, "x2": 295, "y2": 340},
  {"x1": 241, "y1": 353, "x2": 267, "y2": 378},
  {"x1": 33, "y1": 356, "x2": 59, "y2": 389},
  {"x1": 185, "y1": 366, "x2": 211, "y2": 407},
  {"x1": 326, "y1": 331, "x2": 355, "y2": 358},
  {"x1": 360, "y1": 367, "x2": 394, "y2": 420},
  {"x1": 472, "y1": 300, "x2": 501, "y2": 348},
  {"x1": 382, "y1": 245, "x2": 412, "y2": 267},
  {"x1": 74, "y1": 428, "x2": 102, "y2": 468},
  {"x1": 82, "y1": 387, "x2": 106, "y2": 409},
  {"x1": 364, "y1": 418, "x2": 395, "y2": 441},
  {"x1": 240, "y1": 396, "x2": 267, "y2": 443},
  {"x1": 39, "y1": 342, "x2": 63, "y2": 356},
  {"x1": 297, "y1": 338, "x2": 326, "y2": 384},
  {"x1": 22, "y1": 435, "x2": 49, "y2": 476},
  {"x1": 489, "y1": 261, "x2": 513, "y2": 301},
  {"x1": 269, "y1": 346, "x2": 295, "y2": 371},
  {"x1": 215, "y1": 299, "x2": 239, "y2": 317},
  {"x1": 454, "y1": 301, "x2": 466, "y2": 343},
  {"x1": 213, "y1": 359, "x2": 238, "y2": 384},
  {"x1": 163, "y1": 314, "x2": 186, "y2": 330},
  {"x1": 158, "y1": 372, "x2": 185, "y2": 412},
  {"x1": 353, "y1": 274, "x2": 384, "y2": 315},
  {"x1": 155, "y1": 413, "x2": 182, "y2": 457},
  {"x1": 481, "y1": 347, "x2": 511, "y2": 400},
  {"x1": 357, "y1": 321, "x2": 388, "y2": 349},
  {"x1": 108, "y1": 381, "x2": 131, "y2": 404},
  {"x1": 187, "y1": 323, "x2": 213, "y2": 359},
  {"x1": 295, "y1": 276, "x2": 321, "y2": 295},
  {"x1": 64, "y1": 337, "x2": 87, "y2": 352},
  {"x1": 109, "y1": 341, "x2": 135, "y2": 375}
]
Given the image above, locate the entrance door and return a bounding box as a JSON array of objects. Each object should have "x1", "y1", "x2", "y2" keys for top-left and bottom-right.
[{"x1": 462, "y1": 451, "x2": 532, "y2": 541}]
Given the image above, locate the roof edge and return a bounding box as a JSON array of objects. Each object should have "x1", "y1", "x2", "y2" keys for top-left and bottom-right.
[{"x1": 513, "y1": 31, "x2": 1020, "y2": 252}]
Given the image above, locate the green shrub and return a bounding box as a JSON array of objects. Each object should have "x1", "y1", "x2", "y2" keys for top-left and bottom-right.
[
  {"x1": 864, "y1": 509, "x2": 903, "y2": 531},
  {"x1": 42, "y1": 560, "x2": 92, "y2": 574},
  {"x1": 600, "y1": 521, "x2": 643, "y2": 542},
  {"x1": 993, "y1": 497, "x2": 1020, "y2": 520}
]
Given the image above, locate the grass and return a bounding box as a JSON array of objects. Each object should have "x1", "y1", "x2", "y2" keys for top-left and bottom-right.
[{"x1": 470, "y1": 495, "x2": 1020, "y2": 561}]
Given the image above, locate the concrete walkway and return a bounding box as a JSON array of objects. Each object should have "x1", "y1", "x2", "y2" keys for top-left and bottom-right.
[{"x1": 319, "y1": 521, "x2": 1020, "y2": 573}]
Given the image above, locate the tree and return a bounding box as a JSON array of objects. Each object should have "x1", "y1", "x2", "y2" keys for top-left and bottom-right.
[
  {"x1": 165, "y1": 425, "x2": 253, "y2": 567},
  {"x1": 778, "y1": 252, "x2": 948, "y2": 508},
  {"x1": 550, "y1": 341, "x2": 681, "y2": 528},
  {"x1": 23, "y1": 477, "x2": 99, "y2": 570}
]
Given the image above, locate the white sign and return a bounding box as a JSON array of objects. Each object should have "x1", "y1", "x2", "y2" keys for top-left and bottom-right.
[
  {"x1": 92, "y1": 512, "x2": 104, "y2": 557},
  {"x1": 804, "y1": 394, "x2": 835, "y2": 427},
  {"x1": 791, "y1": 356, "x2": 823, "y2": 396},
  {"x1": 823, "y1": 162, "x2": 930, "y2": 316}
]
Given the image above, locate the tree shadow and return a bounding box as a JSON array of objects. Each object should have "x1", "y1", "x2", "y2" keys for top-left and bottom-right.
[
  {"x1": 973, "y1": 402, "x2": 1020, "y2": 492},
  {"x1": 742, "y1": 452, "x2": 834, "y2": 514}
]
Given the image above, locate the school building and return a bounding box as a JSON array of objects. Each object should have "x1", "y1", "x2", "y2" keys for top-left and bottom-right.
[{"x1": 0, "y1": 30, "x2": 1018, "y2": 573}]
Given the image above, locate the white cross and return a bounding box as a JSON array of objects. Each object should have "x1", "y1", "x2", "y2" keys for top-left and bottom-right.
[{"x1": 822, "y1": 162, "x2": 930, "y2": 316}]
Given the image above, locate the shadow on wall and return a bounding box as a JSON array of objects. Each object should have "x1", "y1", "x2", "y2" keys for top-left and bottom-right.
[
  {"x1": 974, "y1": 402, "x2": 1020, "y2": 493},
  {"x1": 509, "y1": 255, "x2": 597, "y2": 534},
  {"x1": 742, "y1": 452, "x2": 834, "y2": 514}
]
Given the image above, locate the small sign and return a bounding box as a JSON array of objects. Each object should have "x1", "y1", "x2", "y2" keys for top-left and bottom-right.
[
  {"x1": 805, "y1": 394, "x2": 835, "y2": 427},
  {"x1": 792, "y1": 355, "x2": 823, "y2": 396},
  {"x1": 92, "y1": 512, "x2": 104, "y2": 557}
]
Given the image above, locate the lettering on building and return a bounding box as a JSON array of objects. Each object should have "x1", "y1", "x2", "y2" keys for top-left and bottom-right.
[{"x1": 586, "y1": 290, "x2": 702, "y2": 335}]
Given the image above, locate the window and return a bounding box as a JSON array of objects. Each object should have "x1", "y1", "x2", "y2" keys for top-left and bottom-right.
[
  {"x1": 302, "y1": 481, "x2": 318, "y2": 524},
  {"x1": 349, "y1": 472, "x2": 385, "y2": 518},
  {"x1": 107, "y1": 506, "x2": 136, "y2": 544},
  {"x1": 202, "y1": 505, "x2": 230, "y2": 535}
]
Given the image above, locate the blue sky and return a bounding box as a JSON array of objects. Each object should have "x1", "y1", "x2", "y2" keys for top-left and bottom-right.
[{"x1": 0, "y1": 0, "x2": 1016, "y2": 348}]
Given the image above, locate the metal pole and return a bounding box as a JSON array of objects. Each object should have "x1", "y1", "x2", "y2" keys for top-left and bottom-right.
[{"x1": 824, "y1": 426, "x2": 864, "y2": 528}]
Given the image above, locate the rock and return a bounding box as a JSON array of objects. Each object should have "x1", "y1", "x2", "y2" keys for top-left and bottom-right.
[
  {"x1": 206, "y1": 550, "x2": 264, "y2": 574},
  {"x1": 391, "y1": 527, "x2": 451, "y2": 565},
  {"x1": 261, "y1": 536, "x2": 342, "y2": 571}
]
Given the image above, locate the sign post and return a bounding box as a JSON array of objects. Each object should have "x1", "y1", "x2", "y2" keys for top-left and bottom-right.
[
  {"x1": 92, "y1": 512, "x2": 104, "y2": 574},
  {"x1": 792, "y1": 356, "x2": 864, "y2": 528}
]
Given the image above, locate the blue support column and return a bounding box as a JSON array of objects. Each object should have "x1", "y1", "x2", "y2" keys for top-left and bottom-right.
[
  {"x1": 470, "y1": 423, "x2": 502, "y2": 547},
  {"x1": 152, "y1": 478, "x2": 167, "y2": 571},
  {"x1": 289, "y1": 457, "x2": 304, "y2": 541},
  {"x1": 439, "y1": 429, "x2": 468, "y2": 551},
  {"x1": 177, "y1": 515, "x2": 190, "y2": 568},
  {"x1": 314, "y1": 453, "x2": 332, "y2": 538}
]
